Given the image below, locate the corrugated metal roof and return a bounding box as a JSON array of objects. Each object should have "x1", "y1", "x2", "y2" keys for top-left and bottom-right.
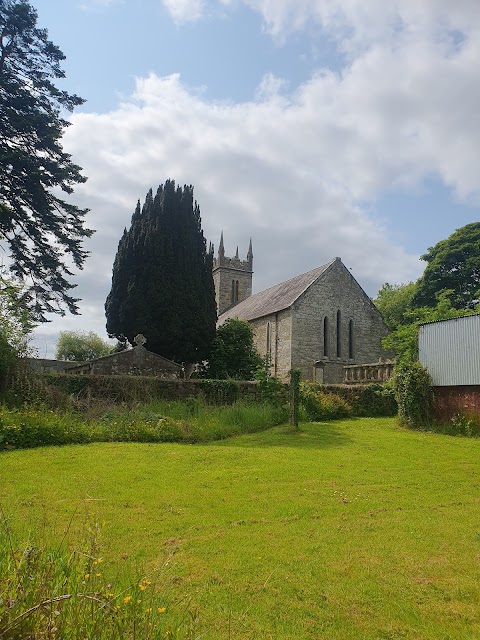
[
  {"x1": 419, "y1": 315, "x2": 480, "y2": 386},
  {"x1": 419, "y1": 313, "x2": 480, "y2": 327},
  {"x1": 218, "y1": 259, "x2": 336, "y2": 323}
]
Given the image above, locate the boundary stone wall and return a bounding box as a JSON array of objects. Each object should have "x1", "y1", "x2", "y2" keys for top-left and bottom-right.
[{"x1": 41, "y1": 374, "x2": 261, "y2": 404}]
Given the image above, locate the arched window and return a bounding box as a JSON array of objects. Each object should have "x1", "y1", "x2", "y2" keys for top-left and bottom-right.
[
  {"x1": 336, "y1": 310, "x2": 341, "y2": 358},
  {"x1": 348, "y1": 319, "x2": 354, "y2": 359},
  {"x1": 266, "y1": 322, "x2": 271, "y2": 355},
  {"x1": 323, "y1": 316, "x2": 329, "y2": 357},
  {"x1": 231, "y1": 280, "x2": 239, "y2": 304}
]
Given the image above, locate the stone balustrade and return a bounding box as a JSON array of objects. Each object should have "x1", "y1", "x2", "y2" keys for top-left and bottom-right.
[{"x1": 343, "y1": 359, "x2": 395, "y2": 384}]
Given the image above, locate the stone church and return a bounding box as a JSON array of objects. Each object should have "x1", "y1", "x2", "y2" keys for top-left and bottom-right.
[{"x1": 214, "y1": 235, "x2": 389, "y2": 383}]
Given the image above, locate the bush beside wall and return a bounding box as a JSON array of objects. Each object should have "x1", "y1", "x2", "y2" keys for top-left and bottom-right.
[
  {"x1": 393, "y1": 360, "x2": 434, "y2": 428},
  {"x1": 310, "y1": 383, "x2": 398, "y2": 418}
]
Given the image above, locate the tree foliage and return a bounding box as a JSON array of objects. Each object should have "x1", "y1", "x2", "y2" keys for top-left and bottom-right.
[
  {"x1": 204, "y1": 318, "x2": 262, "y2": 380},
  {"x1": 374, "y1": 282, "x2": 417, "y2": 330},
  {"x1": 0, "y1": 273, "x2": 35, "y2": 385},
  {"x1": 105, "y1": 180, "x2": 217, "y2": 365},
  {"x1": 0, "y1": 0, "x2": 93, "y2": 319},
  {"x1": 382, "y1": 289, "x2": 477, "y2": 362},
  {"x1": 55, "y1": 330, "x2": 112, "y2": 362},
  {"x1": 376, "y1": 224, "x2": 480, "y2": 363},
  {"x1": 413, "y1": 222, "x2": 480, "y2": 310}
]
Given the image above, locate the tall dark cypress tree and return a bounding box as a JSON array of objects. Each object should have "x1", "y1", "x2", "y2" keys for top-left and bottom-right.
[{"x1": 105, "y1": 181, "x2": 217, "y2": 365}]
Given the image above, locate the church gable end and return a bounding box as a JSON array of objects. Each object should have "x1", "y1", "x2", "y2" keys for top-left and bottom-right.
[{"x1": 291, "y1": 258, "x2": 389, "y2": 382}]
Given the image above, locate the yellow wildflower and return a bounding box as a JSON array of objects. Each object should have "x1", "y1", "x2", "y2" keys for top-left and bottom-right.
[
  {"x1": 157, "y1": 607, "x2": 166, "y2": 613},
  {"x1": 84, "y1": 574, "x2": 90, "y2": 580},
  {"x1": 139, "y1": 584, "x2": 146, "y2": 591},
  {"x1": 146, "y1": 607, "x2": 152, "y2": 613},
  {"x1": 123, "y1": 595, "x2": 131, "y2": 604}
]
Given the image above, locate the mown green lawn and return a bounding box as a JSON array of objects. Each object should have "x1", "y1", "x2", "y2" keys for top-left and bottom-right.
[{"x1": 2, "y1": 417, "x2": 480, "y2": 639}]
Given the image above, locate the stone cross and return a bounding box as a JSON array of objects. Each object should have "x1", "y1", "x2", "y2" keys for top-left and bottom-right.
[{"x1": 134, "y1": 333, "x2": 147, "y2": 347}]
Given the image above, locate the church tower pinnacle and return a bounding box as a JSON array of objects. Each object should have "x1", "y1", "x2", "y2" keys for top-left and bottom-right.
[{"x1": 212, "y1": 234, "x2": 253, "y2": 316}]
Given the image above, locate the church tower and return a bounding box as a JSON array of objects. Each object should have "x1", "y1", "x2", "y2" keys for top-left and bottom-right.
[{"x1": 212, "y1": 233, "x2": 253, "y2": 315}]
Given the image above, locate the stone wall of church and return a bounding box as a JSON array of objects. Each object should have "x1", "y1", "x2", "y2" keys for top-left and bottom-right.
[
  {"x1": 291, "y1": 259, "x2": 389, "y2": 383},
  {"x1": 213, "y1": 262, "x2": 253, "y2": 316},
  {"x1": 250, "y1": 309, "x2": 292, "y2": 380}
]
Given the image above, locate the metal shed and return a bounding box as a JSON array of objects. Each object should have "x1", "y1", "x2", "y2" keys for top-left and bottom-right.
[{"x1": 418, "y1": 315, "x2": 480, "y2": 386}]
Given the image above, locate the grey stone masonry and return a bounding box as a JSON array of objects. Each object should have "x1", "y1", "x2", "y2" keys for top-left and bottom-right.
[
  {"x1": 344, "y1": 359, "x2": 395, "y2": 384},
  {"x1": 64, "y1": 346, "x2": 182, "y2": 378},
  {"x1": 291, "y1": 258, "x2": 390, "y2": 383},
  {"x1": 213, "y1": 233, "x2": 253, "y2": 315}
]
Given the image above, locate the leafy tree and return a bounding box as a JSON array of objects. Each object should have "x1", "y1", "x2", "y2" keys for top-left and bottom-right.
[
  {"x1": 374, "y1": 282, "x2": 417, "y2": 330},
  {"x1": 204, "y1": 318, "x2": 262, "y2": 380},
  {"x1": 413, "y1": 223, "x2": 480, "y2": 310},
  {"x1": 0, "y1": 0, "x2": 93, "y2": 320},
  {"x1": 0, "y1": 273, "x2": 36, "y2": 385},
  {"x1": 382, "y1": 289, "x2": 478, "y2": 362},
  {"x1": 105, "y1": 180, "x2": 217, "y2": 366},
  {"x1": 55, "y1": 330, "x2": 112, "y2": 362}
]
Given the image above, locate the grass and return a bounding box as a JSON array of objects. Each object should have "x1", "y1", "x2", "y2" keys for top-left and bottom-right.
[
  {"x1": 0, "y1": 399, "x2": 286, "y2": 449},
  {"x1": 0, "y1": 515, "x2": 196, "y2": 639},
  {"x1": 2, "y1": 417, "x2": 480, "y2": 638}
]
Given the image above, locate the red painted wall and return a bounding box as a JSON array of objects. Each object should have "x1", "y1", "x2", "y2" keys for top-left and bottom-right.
[{"x1": 433, "y1": 386, "x2": 480, "y2": 421}]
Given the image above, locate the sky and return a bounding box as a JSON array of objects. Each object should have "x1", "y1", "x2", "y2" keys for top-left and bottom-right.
[{"x1": 27, "y1": 0, "x2": 480, "y2": 357}]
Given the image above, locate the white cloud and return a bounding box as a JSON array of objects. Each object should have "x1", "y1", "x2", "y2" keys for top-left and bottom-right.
[
  {"x1": 161, "y1": 0, "x2": 205, "y2": 23},
  {"x1": 219, "y1": 0, "x2": 480, "y2": 46}
]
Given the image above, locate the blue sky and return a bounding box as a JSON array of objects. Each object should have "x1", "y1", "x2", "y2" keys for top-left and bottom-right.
[{"x1": 29, "y1": 0, "x2": 480, "y2": 356}]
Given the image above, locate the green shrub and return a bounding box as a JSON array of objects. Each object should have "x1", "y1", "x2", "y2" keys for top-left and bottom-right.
[
  {"x1": 317, "y1": 383, "x2": 397, "y2": 417},
  {"x1": 255, "y1": 355, "x2": 287, "y2": 406},
  {"x1": 349, "y1": 383, "x2": 398, "y2": 417},
  {"x1": 393, "y1": 360, "x2": 434, "y2": 428},
  {"x1": 300, "y1": 383, "x2": 352, "y2": 421},
  {"x1": 419, "y1": 412, "x2": 480, "y2": 438},
  {"x1": 444, "y1": 413, "x2": 480, "y2": 437}
]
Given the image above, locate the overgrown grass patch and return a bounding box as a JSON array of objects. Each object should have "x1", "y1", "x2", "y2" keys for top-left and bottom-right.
[
  {"x1": 2, "y1": 417, "x2": 480, "y2": 638},
  {"x1": 0, "y1": 400, "x2": 286, "y2": 450},
  {"x1": 0, "y1": 513, "x2": 198, "y2": 639}
]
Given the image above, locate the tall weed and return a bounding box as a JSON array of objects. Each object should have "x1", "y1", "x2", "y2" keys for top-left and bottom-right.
[
  {"x1": 0, "y1": 400, "x2": 286, "y2": 451},
  {"x1": 0, "y1": 511, "x2": 197, "y2": 639}
]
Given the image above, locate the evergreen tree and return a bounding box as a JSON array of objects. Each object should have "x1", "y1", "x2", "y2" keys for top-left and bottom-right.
[
  {"x1": 105, "y1": 181, "x2": 217, "y2": 365},
  {"x1": 0, "y1": 1, "x2": 93, "y2": 319}
]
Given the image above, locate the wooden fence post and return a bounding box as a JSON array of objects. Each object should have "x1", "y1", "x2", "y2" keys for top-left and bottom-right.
[{"x1": 289, "y1": 369, "x2": 301, "y2": 429}]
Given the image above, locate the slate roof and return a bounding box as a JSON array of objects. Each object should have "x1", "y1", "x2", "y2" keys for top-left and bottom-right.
[{"x1": 218, "y1": 258, "x2": 337, "y2": 324}]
